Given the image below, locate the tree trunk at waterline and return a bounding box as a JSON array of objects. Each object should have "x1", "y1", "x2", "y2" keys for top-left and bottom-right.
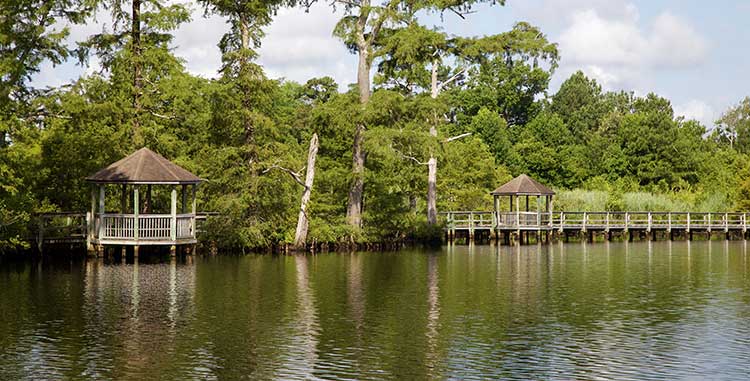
[
  {"x1": 346, "y1": 46, "x2": 371, "y2": 229},
  {"x1": 294, "y1": 133, "x2": 319, "y2": 249},
  {"x1": 427, "y1": 156, "x2": 437, "y2": 225},
  {"x1": 346, "y1": 124, "x2": 365, "y2": 228}
]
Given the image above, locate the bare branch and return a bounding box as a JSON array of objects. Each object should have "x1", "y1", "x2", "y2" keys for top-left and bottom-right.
[
  {"x1": 148, "y1": 111, "x2": 174, "y2": 120},
  {"x1": 446, "y1": 6, "x2": 476, "y2": 19},
  {"x1": 445, "y1": 132, "x2": 472, "y2": 142},
  {"x1": 391, "y1": 145, "x2": 428, "y2": 165},
  {"x1": 437, "y1": 67, "x2": 467, "y2": 92},
  {"x1": 331, "y1": 0, "x2": 361, "y2": 8},
  {"x1": 262, "y1": 164, "x2": 308, "y2": 189}
]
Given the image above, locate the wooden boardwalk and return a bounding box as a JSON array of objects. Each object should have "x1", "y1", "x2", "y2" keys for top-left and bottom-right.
[{"x1": 442, "y1": 211, "x2": 750, "y2": 243}]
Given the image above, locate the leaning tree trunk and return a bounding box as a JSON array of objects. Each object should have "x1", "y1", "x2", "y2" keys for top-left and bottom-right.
[
  {"x1": 346, "y1": 45, "x2": 371, "y2": 228},
  {"x1": 294, "y1": 133, "x2": 319, "y2": 249},
  {"x1": 132, "y1": 0, "x2": 143, "y2": 147}
]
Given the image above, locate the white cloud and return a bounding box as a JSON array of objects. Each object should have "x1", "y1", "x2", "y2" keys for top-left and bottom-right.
[
  {"x1": 258, "y1": 4, "x2": 355, "y2": 88},
  {"x1": 648, "y1": 13, "x2": 707, "y2": 68},
  {"x1": 172, "y1": 13, "x2": 227, "y2": 78},
  {"x1": 674, "y1": 99, "x2": 716, "y2": 128},
  {"x1": 554, "y1": 6, "x2": 707, "y2": 92},
  {"x1": 513, "y1": 0, "x2": 638, "y2": 30},
  {"x1": 559, "y1": 8, "x2": 707, "y2": 69}
]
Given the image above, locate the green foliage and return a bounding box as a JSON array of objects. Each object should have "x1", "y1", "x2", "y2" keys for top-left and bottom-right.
[{"x1": 2, "y1": 6, "x2": 750, "y2": 251}]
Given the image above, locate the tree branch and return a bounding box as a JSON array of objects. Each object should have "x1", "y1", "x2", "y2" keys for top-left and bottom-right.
[
  {"x1": 391, "y1": 145, "x2": 428, "y2": 165},
  {"x1": 262, "y1": 164, "x2": 308, "y2": 189},
  {"x1": 446, "y1": 6, "x2": 476, "y2": 19},
  {"x1": 148, "y1": 110, "x2": 175, "y2": 120},
  {"x1": 444, "y1": 132, "x2": 472, "y2": 142},
  {"x1": 331, "y1": 0, "x2": 361, "y2": 7},
  {"x1": 437, "y1": 67, "x2": 467, "y2": 92}
]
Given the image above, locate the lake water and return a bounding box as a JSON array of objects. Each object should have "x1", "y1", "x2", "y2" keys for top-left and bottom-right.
[{"x1": 2, "y1": 241, "x2": 750, "y2": 380}]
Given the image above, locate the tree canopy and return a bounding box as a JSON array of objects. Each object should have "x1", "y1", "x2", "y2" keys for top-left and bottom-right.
[{"x1": 0, "y1": 1, "x2": 747, "y2": 251}]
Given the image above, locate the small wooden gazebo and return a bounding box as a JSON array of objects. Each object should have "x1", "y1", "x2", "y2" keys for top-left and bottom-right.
[
  {"x1": 490, "y1": 174, "x2": 555, "y2": 229},
  {"x1": 85, "y1": 148, "x2": 202, "y2": 256}
]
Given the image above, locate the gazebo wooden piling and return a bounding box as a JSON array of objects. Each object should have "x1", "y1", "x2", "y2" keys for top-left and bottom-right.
[{"x1": 85, "y1": 148, "x2": 202, "y2": 257}]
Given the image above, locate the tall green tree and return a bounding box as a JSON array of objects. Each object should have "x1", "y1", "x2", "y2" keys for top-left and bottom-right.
[
  {"x1": 199, "y1": 0, "x2": 298, "y2": 166},
  {"x1": 320, "y1": 0, "x2": 506, "y2": 229},
  {"x1": 80, "y1": 0, "x2": 190, "y2": 146},
  {"x1": 0, "y1": 0, "x2": 93, "y2": 250}
]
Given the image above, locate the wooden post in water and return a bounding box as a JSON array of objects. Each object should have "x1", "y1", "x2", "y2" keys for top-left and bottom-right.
[
  {"x1": 605, "y1": 212, "x2": 610, "y2": 238},
  {"x1": 37, "y1": 217, "x2": 44, "y2": 254},
  {"x1": 582, "y1": 212, "x2": 587, "y2": 236},
  {"x1": 469, "y1": 211, "x2": 475, "y2": 243},
  {"x1": 668, "y1": 212, "x2": 673, "y2": 240},
  {"x1": 87, "y1": 186, "x2": 96, "y2": 255}
]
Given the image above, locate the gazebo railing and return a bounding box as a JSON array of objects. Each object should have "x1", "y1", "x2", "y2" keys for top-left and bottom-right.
[
  {"x1": 497, "y1": 212, "x2": 552, "y2": 227},
  {"x1": 95, "y1": 213, "x2": 195, "y2": 241}
]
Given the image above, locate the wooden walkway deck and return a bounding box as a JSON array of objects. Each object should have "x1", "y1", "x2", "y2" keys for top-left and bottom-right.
[{"x1": 442, "y1": 211, "x2": 750, "y2": 243}]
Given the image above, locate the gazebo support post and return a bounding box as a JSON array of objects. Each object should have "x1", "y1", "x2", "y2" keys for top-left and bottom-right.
[
  {"x1": 536, "y1": 195, "x2": 541, "y2": 227},
  {"x1": 181, "y1": 184, "x2": 187, "y2": 214},
  {"x1": 191, "y1": 184, "x2": 197, "y2": 254},
  {"x1": 97, "y1": 184, "x2": 105, "y2": 257},
  {"x1": 121, "y1": 184, "x2": 127, "y2": 213},
  {"x1": 170, "y1": 186, "x2": 177, "y2": 257},
  {"x1": 119, "y1": 185, "x2": 127, "y2": 260},
  {"x1": 191, "y1": 184, "x2": 197, "y2": 215},
  {"x1": 493, "y1": 195, "x2": 500, "y2": 241},
  {"x1": 515, "y1": 193, "x2": 520, "y2": 241},
  {"x1": 87, "y1": 185, "x2": 96, "y2": 255},
  {"x1": 133, "y1": 186, "x2": 140, "y2": 258},
  {"x1": 145, "y1": 184, "x2": 152, "y2": 213}
]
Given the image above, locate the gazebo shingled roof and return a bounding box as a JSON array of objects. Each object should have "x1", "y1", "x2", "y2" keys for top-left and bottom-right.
[
  {"x1": 86, "y1": 147, "x2": 201, "y2": 184},
  {"x1": 490, "y1": 174, "x2": 555, "y2": 196}
]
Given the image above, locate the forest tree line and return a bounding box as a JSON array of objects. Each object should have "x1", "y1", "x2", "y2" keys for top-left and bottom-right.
[{"x1": 2, "y1": 0, "x2": 750, "y2": 251}]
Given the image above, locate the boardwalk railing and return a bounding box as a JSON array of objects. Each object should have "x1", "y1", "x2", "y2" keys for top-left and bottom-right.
[
  {"x1": 34, "y1": 213, "x2": 87, "y2": 247},
  {"x1": 441, "y1": 211, "x2": 750, "y2": 232}
]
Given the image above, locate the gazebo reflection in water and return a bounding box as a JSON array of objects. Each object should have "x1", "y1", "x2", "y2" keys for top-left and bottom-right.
[{"x1": 86, "y1": 148, "x2": 202, "y2": 257}]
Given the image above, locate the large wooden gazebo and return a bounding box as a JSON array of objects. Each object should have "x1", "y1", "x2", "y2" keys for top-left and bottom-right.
[
  {"x1": 490, "y1": 174, "x2": 555, "y2": 230},
  {"x1": 85, "y1": 148, "x2": 202, "y2": 256}
]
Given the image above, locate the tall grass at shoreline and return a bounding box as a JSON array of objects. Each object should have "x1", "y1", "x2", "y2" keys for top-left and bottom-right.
[{"x1": 554, "y1": 189, "x2": 732, "y2": 212}]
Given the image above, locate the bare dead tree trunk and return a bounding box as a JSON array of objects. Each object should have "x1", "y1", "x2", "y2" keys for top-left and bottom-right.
[
  {"x1": 132, "y1": 0, "x2": 143, "y2": 147},
  {"x1": 427, "y1": 59, "x2": 439, "y2": 225},
  {"x1": 294, "y1": 133, "x2": 319, "y2": 249}
]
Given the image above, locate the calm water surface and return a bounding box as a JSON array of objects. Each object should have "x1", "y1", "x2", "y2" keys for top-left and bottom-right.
[{"x1": 2, "y1": 242, "x2": 750, "y2": 380}]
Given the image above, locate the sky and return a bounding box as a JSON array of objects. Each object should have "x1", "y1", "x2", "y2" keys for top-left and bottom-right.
[{"x1": 31, "y1": 0, "x2": 750, "y2": 129}]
